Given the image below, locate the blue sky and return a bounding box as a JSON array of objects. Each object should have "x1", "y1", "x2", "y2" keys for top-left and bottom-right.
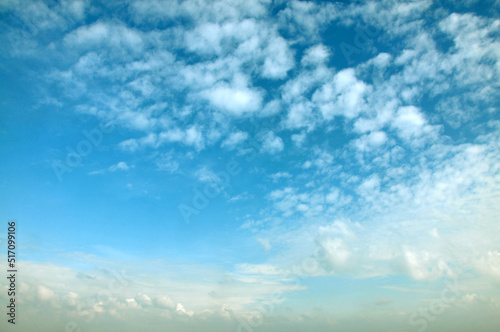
[{"x1": 1, "y1": 0, "x2": 500, "y2": 331}]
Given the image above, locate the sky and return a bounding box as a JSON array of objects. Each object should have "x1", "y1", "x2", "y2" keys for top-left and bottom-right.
[{"x1": 0, "y1": 0, "x2": 499, "y2": 331}]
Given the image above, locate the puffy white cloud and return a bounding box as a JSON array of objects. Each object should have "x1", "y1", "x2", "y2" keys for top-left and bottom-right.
[
  {"x1": 290, "y1": 133, "x2": 307, "y2": 149},
  {"x1": 202, "y1": 83, "x2": 263, "y2": 116},
  {"x1": 194, "y1": 166, "x2": 225, "y2": 185},
  {"x1": 154, "y1": 295, "x2": 176, "y2": 309},
  {"x1": 185, "y1": 19, "x2": 260, "y2": 56},
  {"x1": 317, "y1": 237, "x2": 352, "y2": 272},
  {"x1": 281, "y1": 65, "x2": 331, "y2": 103},
  {"x1": 135, "y1": 293, "x2": 153, "y2": 307},
  {"x1": 253, "y1": 130, "x2": 500, "y2": 283},
  {"x1": 313, "y1": 68, "x2": 370, "y2": 120},
  {"x1": 260, "y1": 131, "x2": 284, "y2": 154},
  {"x1": 277, "y1": 0, "x2": 338, "y2": 41},
  {"x1": 261, "y1": 35, "x2": 294, "y2": 79},
  {"x1": 221, "y1": 131, "x2": 249, "y2": 150},
  {"x1": 125, "y1": 298, "x2": 140, "y2": 309},
  {"x1": 176, "y1": 303, "x2": 194, "y2": 316},
  {"x1": 353, "y1": 100, "x2": 398, "y2": 133},
  {"x1": 354, "y1": 131, "x2": 388, "y2": 152},
  {"x1": 439, "y1": 13, "x2": 500, "y2": 87},
  {"x1": 64, "y1": 291, "x2": 80, "y2": 307},
  {"x1": 119, "y1": 127, "x2": 205, "y2": 152},
  {"x1": 283, "y1": 100, "x2": 316, "y2": 130},
  {"x1": 259, "y1": 99, "x2": 282, "y2": 117},
  {"x1": 37, "y1": 285, "x2": 55, "y2": 301},
  {"x1": 64, "y1": 22, "x2": 144, "y2": 53},
  {"x1": 257, "y1": 237, "x2": 272, "y2": 250},
  {"x1": 130, "y1": 0, "x2": 269, "y2": 24},
  {"x1": 401, "y1": 248, "x2": 450, "y2": 281},
  {"x1": 390, "y1": 106, "x2": 439, "y2": 145},
  {"x1": 301, "y1": 44, "x2": 331, "y2": 66},
  {"x1": 110, "y1": 162, "x2": 130, "y2": 172},
  {"x1": 89, "y1": 162, "x2": 132, "y2": 175},
  {"x1": 269, "y1": 172, "x2": 292, "y2": 182}
]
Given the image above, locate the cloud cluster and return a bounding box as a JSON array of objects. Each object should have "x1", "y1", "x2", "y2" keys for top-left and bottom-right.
[{"x1": 1, "y1": 0, "x2": 499, "y2": 329}]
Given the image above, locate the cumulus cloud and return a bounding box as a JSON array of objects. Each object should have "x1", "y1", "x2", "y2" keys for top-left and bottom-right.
[
  {"x1": 89, "y1": 162, "x2": 132, "y2": 175},
  {"x1": 313, "y1": 68, "x2": 370, "y2": 120},
  {"x1": 37, "y1": 285, "x2": 55, "y2": 301},
  {"x1": 202, "y1": 83, "x2": 263, "y2": 116},
  {"x1": 135, "y1": 293, "x2": 153, "y2": 307},
  {"x1": 261, "y1": 35, "x2": 294, "y2": 79},
  {"x1": 152, "y1": 295, "x2": 174, "y2": 310},
  {"x1": 260, "y1": 131, "x2": 284, "y2": 154},
  {"x1": 64, "y1": 22, "x2": 144, "y2": 53},
  {"x1": 256, "y1": 237, "x2": 272, "y2": 250},
  {"x1": 193, "y1": 166, "x2": 220, "y2": 185},
  {"x1": 283, "y1": 101, "x2": 316, "y2": 130},
  {"x1": 353, "y1": 131, "x2": 388, "y2": 152},
  {"x1": 176, "y1": 303, "x2": 194, "y2": 316},
  {"x1": 301, "y1": 44, "x2": 331, "y2": 66},
  {"x1": 391, "y1": 106, "x2": 439, "y2": 145},
  {"x1": 119, "y1": 127, "x2": 205, "y2": 152},
  {"x1": 221, "y1": 131, "x2": 249, "y2": 150}
]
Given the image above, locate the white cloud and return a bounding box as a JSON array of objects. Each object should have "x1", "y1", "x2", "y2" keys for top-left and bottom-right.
[
  {"x1": 269, "y1": 172, "x2": 292, "y2": 182},
  {"x1": 110, "y1": 161, "x2": 130, "y2": 172},
  {"x1": 252, "y1": 129, "x2": 500, "y2": 283},
  {"x1": 156, "y1": 154, "x2": 179, "y2": 173},
  {"x1": 313, "y1": 68, "x2": 370, "y2": 120},
  {"x1": 291, "y1": 131, "x2": 307, "y2": 147},
  {"x1": 64, "y1": 22, "x2": 144, "y2": 53},
  {"x1": 261, "y1": 35, "x2": 294, "y2": 79},
  {"x1": 259, "y1": 99, "x2": 282, "y2": 117},
  {"x1": 37, "y1": 285, "x2": 55, "y2": 301},
  {"x1": 185, "y1": 22, "x2": 225, "y2": 55},
  {"x1": 354, "y1": 131, "x2": 388, "y2": 152},
  {"x1": 135, "y1": 293, "x2": 153, "y2": 307},
  {"x1": 228, "y1": 191, "x2": 252, "y2": 203},
  {"x1": 64, "y1": 291, "x2": 80, "y2": 306},
  {"x1": 125, "y1": 298, "x2": 140, "y2": 309},
  {"x1": 256, "y1": 237, "x2": 272, "y2": 250},
  {"x1": 353, "y1": 100, "x2": 398, "y2": 133},
  {"x1": 119, "y1": 127, "x2": 205, "y2": 152},
  {"x1": 301, "y1": 44, "x2": 330, "y2": 66},
  {"x1": 89, "y1": 161, "x2": 132, "y2": 175},
  {"x1": 194, "y1": 166, "x2": 220, "y2": 183},
  {"x1": 268, "y1": 187, "x2": 326, "y2": 218},
  {"x1": 281, "y1": 65, "x2": 331, "y2": 103},
  {"x1": 221, "y1": 131, "x2": 249, "y2": 150},
  {"x1": 283, "y1": 100, "x2": 316, "y2": 130},
  {"x1": 278, "y1": 0, "x2": 338, "y2": 41},
  {"x1": 176, "y1": 303, "x2": 194, "y2": 316},
  {"x1": 317, "y1": 237, "x2": 352, "y2": 272},
  {"x1": 261, "y1": 131, "x2": 284, "y2": 154},
  {"x1": 202, "y1": 83, "x2": 263, "y2": 116},
  {"x1": 184, "y1": 19, "x2": 260, "y2": 56},
  {"x1": 184, "y1": 126, "x2": 205, "y2": 150},
  {"x1": 154, "y1": 295, "x2": 176, "y2": 309},
  {"x1": 391, "y1": 106, "x2": 439, "y2": 145}
]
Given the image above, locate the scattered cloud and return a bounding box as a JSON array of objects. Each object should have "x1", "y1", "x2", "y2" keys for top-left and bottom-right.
[
  {"x1": 221, "y1": 131, "x2": 249, "y2": 150},
  {"x1": 89, "y1": 162, "x2": 132, "y2": 175},
  {"x1": 2, "y1": 0, "x2": 500, "y2": 330},
  {"x1": 261, "y1": 131, "x2": 284, "y2": 154}
]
